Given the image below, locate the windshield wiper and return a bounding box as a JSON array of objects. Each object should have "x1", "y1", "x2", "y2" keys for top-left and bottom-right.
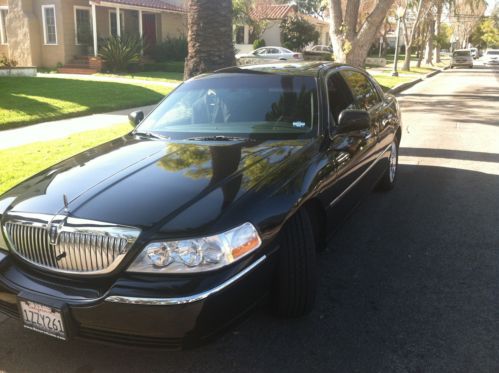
[
  {"x1": 186, "y1": 135, "x2": 254, "y2": 142},
  {"x1": 135, "y1": 131, "x2": 169, "y2": 140}
]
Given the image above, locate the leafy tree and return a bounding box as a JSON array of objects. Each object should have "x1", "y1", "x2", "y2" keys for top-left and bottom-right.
[
  {"x1": 280, "y1": 16, "x2": 319, "y2": 51},
  {"x1": 294, "y1": 0, "x2": 328, "y2": 17},
  {"x1": 435, "y1": 22, "x2": 452, "y2": 50},
  {"x1": 476, "y1": 17, "x2": 499, "y2": 47},
  {"x1": 233, "y1": 0, "x2": 269, "y2": 42}
]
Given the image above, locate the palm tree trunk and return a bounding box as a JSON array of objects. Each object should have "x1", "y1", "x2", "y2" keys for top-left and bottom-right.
[{"x1": 184, "y1": 0, "x2": 236, "y2": 79}]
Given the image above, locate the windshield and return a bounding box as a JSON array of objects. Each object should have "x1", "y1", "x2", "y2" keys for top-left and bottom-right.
[
  {"x1": 453, "y1": 51, "x2": 470, "y2": 57},
  {"x1": 137, "y1": 73, "x2": 318, "y2": 140}
]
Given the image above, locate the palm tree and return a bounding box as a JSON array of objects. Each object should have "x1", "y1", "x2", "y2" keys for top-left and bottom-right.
[{"x1": 184, "y1": 0, "x2": 236, "y2": 79}]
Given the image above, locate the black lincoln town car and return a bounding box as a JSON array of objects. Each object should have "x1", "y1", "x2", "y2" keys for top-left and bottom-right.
[{"x1": 0, "y1": 62, "x2": 401, "y2": 348}]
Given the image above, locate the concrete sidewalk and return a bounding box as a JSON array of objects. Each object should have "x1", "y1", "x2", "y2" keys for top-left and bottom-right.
[
  {"x1": 0, "y1": 104, "x2": 155, "y2": 150},
  {"x1": 37, "y1": 73, "x2": 180, "y2": 88}
]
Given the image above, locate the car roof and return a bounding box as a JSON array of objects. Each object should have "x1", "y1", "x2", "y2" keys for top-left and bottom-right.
[{"x1": 215, "y1": 61, "x2": 343, "y2": 77}]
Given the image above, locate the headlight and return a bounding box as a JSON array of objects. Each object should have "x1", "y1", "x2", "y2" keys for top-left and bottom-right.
[{"x1": 128, "y1": 222, "x2": 262, "y2": 273}]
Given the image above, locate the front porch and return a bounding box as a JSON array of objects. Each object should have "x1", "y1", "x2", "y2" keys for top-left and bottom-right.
[{"x1": 60, "y1": 0, "x2": 186, "y2": 73}]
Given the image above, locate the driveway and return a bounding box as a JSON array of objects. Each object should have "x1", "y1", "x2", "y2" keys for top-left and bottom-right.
[{"x1": 0, "y1": 64, "x2": 498, "y2": 372}]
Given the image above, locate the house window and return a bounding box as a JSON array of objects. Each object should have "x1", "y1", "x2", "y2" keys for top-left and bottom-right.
[
  {"x1": 109, "y1": 10, "x2": 125, "y2": 37},
  {"x1": 0, "y1": 8, "x2": 7, "y2": 45},
  {"x1": 74, "y1": 6, "x2": 92, "y2": 45},
  {"x1": 42, "y1": 5, "x2": 57, "y2": 45}
]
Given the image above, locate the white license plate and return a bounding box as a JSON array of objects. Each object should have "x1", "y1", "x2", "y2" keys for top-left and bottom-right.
[{"x1": 19, "y1": 300, "x2": 66, "y2": 340}]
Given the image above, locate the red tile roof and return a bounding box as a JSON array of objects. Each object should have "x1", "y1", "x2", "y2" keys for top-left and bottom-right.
[
  {"x1": 96, "y1": 0, "x2": 186, "y2": 13},
  {"x1": 249, "y1": 4, "x2": 297, "y2": 20}
]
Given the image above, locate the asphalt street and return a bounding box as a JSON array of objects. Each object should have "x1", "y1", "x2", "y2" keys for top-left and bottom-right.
[{"x1": 0, "y1": 62, "x2": 498, "y2": 373}]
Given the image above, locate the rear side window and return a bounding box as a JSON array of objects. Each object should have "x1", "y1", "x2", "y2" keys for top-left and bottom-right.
[
  {"x1": 341, "y1": 70, "x2": 382, "y2": 111},
  {"x1": 326, "y1": 73, "x2": 355, "y2": 125},
  {"x1": 453, "y1": 51, "x2": 470, "y2": 57}
]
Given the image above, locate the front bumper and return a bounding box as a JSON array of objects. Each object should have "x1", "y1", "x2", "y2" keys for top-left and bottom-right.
[{"x1": 0, "y1": 250, "x2": 274, "y2": 349}]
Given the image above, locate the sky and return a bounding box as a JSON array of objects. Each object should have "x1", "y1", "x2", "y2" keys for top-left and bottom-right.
[{"x1": 485, "y1": 0, "x2": 497, "y2": 15}]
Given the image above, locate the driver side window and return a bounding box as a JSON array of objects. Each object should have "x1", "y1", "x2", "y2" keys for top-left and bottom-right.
[{"x1": 326, "y1": 72, "x2": 355, "y2": 125}]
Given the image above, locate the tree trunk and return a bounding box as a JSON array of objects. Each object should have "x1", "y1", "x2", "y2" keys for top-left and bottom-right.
[
  {"x1": 424, "y1": 18, "x2": 434, "y2": 65},
  {"x1": 328, "y1": 0, "x2": 395, "y2": 67},
  {"x1": 434, "y1": 3, "x2": 442, "y2": 63},
  {"x1": 400, "y1": 0, "x2": 425, "y2": 72},
  {"x1": 184, "y1": 0, "x2": 236, "y2": 79},
  {"x1": 402, "y1": 45, "x2": 412, "y2": 70}
]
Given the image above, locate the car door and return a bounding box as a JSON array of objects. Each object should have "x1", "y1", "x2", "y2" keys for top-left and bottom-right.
[
  {"x1": 318, "y1": 70, "x2": 375, "y2": 225},
  {"x1": 340, "y1": 69, "x2": 386, "y2": 181}
]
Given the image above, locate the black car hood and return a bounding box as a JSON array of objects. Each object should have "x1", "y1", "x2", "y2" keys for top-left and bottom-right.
[{"x1": 1, "y1": 135, "x2": 312, "y2": 230}]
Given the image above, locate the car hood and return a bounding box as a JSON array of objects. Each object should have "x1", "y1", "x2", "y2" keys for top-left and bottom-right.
[{"x1": 0, "y1": 135, "x2": 313, "y2": 230}]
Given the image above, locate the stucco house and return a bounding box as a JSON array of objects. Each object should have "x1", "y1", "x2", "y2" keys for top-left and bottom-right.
[
  {"x1": 0, "y1": 0, "x2": 187, "y2": 72},
  {"x1": 234, "y1": 3, "x2": 330, "y2": 52}
]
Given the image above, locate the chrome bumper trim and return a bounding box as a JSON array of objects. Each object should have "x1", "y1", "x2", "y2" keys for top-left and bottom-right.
[{"x1": 105, "y1": 255, "x2": 267, "y2": 306}]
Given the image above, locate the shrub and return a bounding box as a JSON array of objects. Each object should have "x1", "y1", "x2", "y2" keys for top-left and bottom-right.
[
  {"x1": 280, "y1": 16, "x2": 319, "y2": 51},
  {"x1": 151, "y1": 37, "x2": 188, "y2": 62},
  {"x1": 0, "y1": 55, "x2": 18, "y2": 68},
  {"x1": 99, "y1": 34, "x2": 143, "y2": 72},
  {"x1": 253, "y1": 38, "x2": 266, "y2": 49}
]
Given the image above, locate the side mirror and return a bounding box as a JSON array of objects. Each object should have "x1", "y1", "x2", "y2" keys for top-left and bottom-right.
[
  {"x1": 128, "y1": 110, "x2": 144, "y2": 127},
  {"x1": 337, "y1": 109, "x2": 370, "y2": 133}
]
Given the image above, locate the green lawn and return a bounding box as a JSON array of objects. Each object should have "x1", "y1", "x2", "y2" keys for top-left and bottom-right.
[
  {"x1": 0, "y1": 77, "x2": 172, "y2": 130},
  {"x1": 0, "y1": 124, "x2": 132, "y2": 195},
  {"x1": 95, "y1": 71, "x2": 183, "y2": 83},
  {"x1": 374, "y1": 75, "x2": 415, "y2": 92}
]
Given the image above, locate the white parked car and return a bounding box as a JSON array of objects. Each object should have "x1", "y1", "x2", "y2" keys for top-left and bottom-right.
[
  {"x1": 308, "y1": 45, "x2": 333, "y2": 53},
  {"x1": 236, "y1": 47, "x2": 303, "y2": 61},
  {"x1": 450, "y1": 49, "x2": 473, "y2": 68},
  {"x1": 483, "y1": 49, "x2": 499, "y2": 66}
]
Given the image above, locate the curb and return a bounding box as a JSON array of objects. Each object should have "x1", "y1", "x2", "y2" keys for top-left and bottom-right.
[{"x1": 388, "y1": 66, "x2": 449, "y2": 95}]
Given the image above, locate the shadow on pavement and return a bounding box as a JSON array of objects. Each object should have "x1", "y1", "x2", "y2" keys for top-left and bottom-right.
[
  {"x1": 0, "y1": 164, "x2": 498, "y2": 372},
  {"x1": 400, "y1": 148, "x2": 499, "y2": 163}
]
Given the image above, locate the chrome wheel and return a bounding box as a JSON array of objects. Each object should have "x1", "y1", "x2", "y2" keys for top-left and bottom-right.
[{"x1": 389, "y1": 142, "x2": 397, "y2": 183}]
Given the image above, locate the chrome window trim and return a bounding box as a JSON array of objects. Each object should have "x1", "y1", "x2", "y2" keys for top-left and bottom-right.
[
  {"x1": 2, "y1": 212, "x2": 140, "y2": 275},
  {"x1": 105, "y1": 255, "x2": 267, "y2": 306}
]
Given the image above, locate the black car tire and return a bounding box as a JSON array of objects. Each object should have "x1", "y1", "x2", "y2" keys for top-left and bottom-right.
[
  {"x1": 273, "y1": 209, "x2": 317, "y2": 318},
  {"x1": 376, "y1": 140, "x2": 399, "y2": 192}
]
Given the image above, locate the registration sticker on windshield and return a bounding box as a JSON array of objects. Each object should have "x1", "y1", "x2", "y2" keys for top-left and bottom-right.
[{"x1": 293, "y1": 121, "x2": 306, "y2": 128}]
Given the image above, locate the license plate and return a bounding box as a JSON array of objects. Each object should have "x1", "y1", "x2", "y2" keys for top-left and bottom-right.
[{"x1": 19, "y1": 300, "x2": 67, "y2": 340}]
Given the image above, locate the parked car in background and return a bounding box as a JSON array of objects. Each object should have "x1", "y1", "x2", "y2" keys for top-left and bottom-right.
[
  {"x1": 236, "y1": 46, "x2": 303, "y2": 61},
  {"x1": 308, "y1": 45, "x2": 334, "y2": 53},
  {"x1": 450, "y1": 49, "x2": 473, "y2": 68},
  {"x1": 483, "y1": 49, "x2": 499, "y2": 66},
  {"x1": 0, "y1": 62, "x2": 401, "y2": 349}
]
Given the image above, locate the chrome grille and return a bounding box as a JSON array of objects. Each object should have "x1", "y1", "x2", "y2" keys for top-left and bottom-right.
[{"x1": 3, "y1": 213, "x2": 140, "y2": 275}]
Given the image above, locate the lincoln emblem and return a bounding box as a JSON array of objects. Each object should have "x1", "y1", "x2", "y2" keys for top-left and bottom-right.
[{"x1": 48, "y1": 224, "x2": 59, "y2": 246}]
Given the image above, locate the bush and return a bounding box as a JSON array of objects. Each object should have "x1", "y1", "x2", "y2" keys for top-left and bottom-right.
[
  {"x1": 281, "y1": 16, "x2": 319, "y2": 51},
  {"x1": 99, "y1": 34, "x2": 143, "y2": 72},
  {"x1": 0, "y1": 55, "x2": 18, "y2": 68},
  {"x1": 253, "y1": 38, "x2": 266, "y2": 49},
  {"x1": 151, "y1": 37, "x2": 188, "y2": 62}
]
